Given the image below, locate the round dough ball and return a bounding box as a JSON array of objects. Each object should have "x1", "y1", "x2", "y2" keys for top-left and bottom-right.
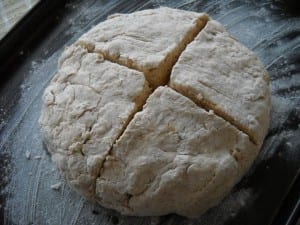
[{"x1": 39, "y1": 7, "x2": 270, "y2": 218}]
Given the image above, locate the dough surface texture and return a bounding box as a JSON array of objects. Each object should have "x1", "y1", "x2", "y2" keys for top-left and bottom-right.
[
  {"x1": 170, "y1": 20, "x2": 270, "y2": 145},
  {"x1": 77, "y1": 7, "x2": 209, "y2": 87},
  {"x1": 39, "y1": 45, "x2": 150, "y2": 197},
  {"x1": 97, "y1": 86, "x2": 257, "y2": 217},
  {"x1": 39, "y1": 7, "x2": 270, "y2": 218}
]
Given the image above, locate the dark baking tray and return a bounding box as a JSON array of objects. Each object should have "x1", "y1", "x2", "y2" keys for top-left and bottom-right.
[{"x1": 0, "y1": 1, "x2": 300, "y2": 225}]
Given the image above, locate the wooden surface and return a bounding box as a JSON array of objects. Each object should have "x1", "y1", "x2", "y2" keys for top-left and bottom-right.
[{"x1": 0, "y1": 0, "x2": 38, "y2": 39}]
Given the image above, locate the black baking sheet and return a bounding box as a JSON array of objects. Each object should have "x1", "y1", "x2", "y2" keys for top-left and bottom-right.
[{"x1": 0, "y1": 1, "x2": 300, "y2": 225}]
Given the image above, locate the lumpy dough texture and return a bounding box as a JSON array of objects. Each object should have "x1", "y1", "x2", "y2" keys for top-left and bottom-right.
[
  {"x1": 39, "y1": 7, "x2": 270, "y2": 218},
  {"x1": 77, "y1": 7, "x2": 208, "y2": 87},
  {"x1": 39, "y1": 45, "x2": 150, "y2": 198},
  {"x1": 96, "y1": 87, "x2": 258, "y2": 217},
  {"x1": 170, "y1": 20, "x2": 270, "y2": 145}
]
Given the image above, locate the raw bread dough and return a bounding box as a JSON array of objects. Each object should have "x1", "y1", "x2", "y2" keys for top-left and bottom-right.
[
  {"x1": 97, "y1": 86, "x2": 258, "y2": 217},
  {"x1": 39, "y1": 7, "x2": 270, "y2": 218},
  {"x1": 170, "y1": 20, "x2": 270, "y2": 145},
  {"x1": 39, "y1": 45, "x2": 150, "y2": 197},
  {"x1": 76, "y1": 7, "x2": 208, "y2": 87}
]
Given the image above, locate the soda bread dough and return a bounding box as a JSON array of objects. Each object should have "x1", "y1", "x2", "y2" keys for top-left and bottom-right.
[
  {"x1": 97, "y1": 86, "x2": 258, "y2": 217},
  {"x1": 39, "y1": 7, "x2": 270, "y2": 218},
  {"x1": 77, "y1": 7, "x2": 208, "y2": 87},
  {"x1": 39, "y1": 45, "x2": 151, "y2": 197},
  {"x1": 170, "y1": 20, "x2": 270, "y2": 145}
]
